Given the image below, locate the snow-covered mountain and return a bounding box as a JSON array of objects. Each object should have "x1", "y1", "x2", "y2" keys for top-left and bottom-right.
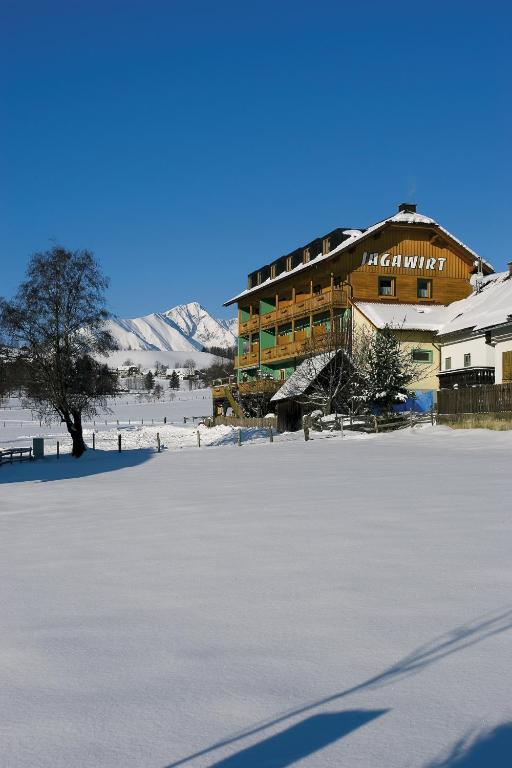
[
  {"x1": 165, "y1": 302, "x2": 237, "y2": 349},
  {"x1": 107, "y1": 302, "x2": 237, "y2": 352}
]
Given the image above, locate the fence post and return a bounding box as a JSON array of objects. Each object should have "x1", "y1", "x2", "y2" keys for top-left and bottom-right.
[
  {"x1": 303, "y1": 416, "x2": 310, "y2": 441},
  {"x1": 57, "y1": 441, "x2": 60, "y2": 459},
  {"x1": 92, "y1": 432, "x2": 95, "y2": 450},
  {"x1": 157, "y1": 432, "x2": 161, "y2": 452},
  {"x1": 164, "y1": 416, "x2": 167, "y2": 424},
  {"x1": 197, "y1": 430, "x2": 201, "y2": 447},
  {"x1": 118, "y1": 434, "x2": 122, "y2": 453},
  {"x1": 238, "y1": 428, "x2": 242, "y2": 446},
  {"x1": 269, "y1": 426, "x2": 273, "y2": 443},
  {"x1": 373, "y1": 415, "x2": 378, "y2": 433}
]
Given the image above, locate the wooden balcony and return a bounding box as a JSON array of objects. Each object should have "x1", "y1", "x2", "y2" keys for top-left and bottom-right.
[
  {"x1": 310, "y1": 288, "x2": 347, "y2": 311},
  {"x1": 257, "y1": 289, "x2": 348, "y2": 328},
  {"x1": 261, "y1": 339, "x2": 309, "y2": 363},
  {"x1": 238, "y1": 379, "x2": 282, "y2": 396},
  {"x1": 238, "y1": 316, "x2": 260, "y2": 335},
  {"x1": 235, "y1": 350, "x2": 259, "y2": 368},
  {"x1": 258, "y1": 309, "x2": 277, "y2": 328}
]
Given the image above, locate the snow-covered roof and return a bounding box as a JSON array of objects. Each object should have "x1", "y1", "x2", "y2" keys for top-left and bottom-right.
[
  {"x1": 437, "y1": 272, "x2": 512, "y2": 335},
  {"x1": 356, "y1": 273, "x2": 512, "y2": 337},
  {"x1": 271, "y1": 352, "x2": 335, "y2": 402},
  {"x1": 224, "y1": 208, "x2": 493, "y2": 306},
  {"x1": 355, "y1": 302, "x2": 448, "y2": 332}
]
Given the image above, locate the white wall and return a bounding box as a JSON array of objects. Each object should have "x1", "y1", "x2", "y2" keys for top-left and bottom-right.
[{"x1": 439, "y1": 336, "x2": 494, "y2": 372}]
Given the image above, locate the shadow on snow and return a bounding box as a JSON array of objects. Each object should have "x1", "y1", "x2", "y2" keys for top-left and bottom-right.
[
  {"x1": 427, "y1": 722, "x2": 512, "y2": 767},
  {"x1": 0, "y1": 448, "x2": 155, "y2": 484},
  {"x1": 205, "y1": 710, "x2": 387, "y2": 767},
  {"x1": 164, "y1": 606, "x2": 512, "y2": 768}
]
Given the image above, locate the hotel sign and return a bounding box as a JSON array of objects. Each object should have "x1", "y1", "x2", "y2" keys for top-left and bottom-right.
[{"x1": 361, "y1": 251, "x2": 447, "y2": 271}]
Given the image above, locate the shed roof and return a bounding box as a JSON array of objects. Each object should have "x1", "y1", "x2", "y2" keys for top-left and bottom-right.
[{"x1": 270, "y1": 352, "x2": 335, "y2": 402}]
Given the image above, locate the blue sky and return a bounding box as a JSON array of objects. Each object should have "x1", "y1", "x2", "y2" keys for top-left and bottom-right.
[{"x1": 1, "y1": 0, "x2": 510, "y2": 319}]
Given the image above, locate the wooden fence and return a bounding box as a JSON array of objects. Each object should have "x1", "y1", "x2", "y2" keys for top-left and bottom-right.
[
  {"x1": 437, "y1": 383, "x2": 512, "y2": 415},
  {"x1": 211, "y1": 415, "x2": 277, "y2": 429}
]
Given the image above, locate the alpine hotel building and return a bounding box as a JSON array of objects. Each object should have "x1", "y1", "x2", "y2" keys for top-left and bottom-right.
[{"x1": 214, "y1": 204, "x2": 493, "y2": 422}]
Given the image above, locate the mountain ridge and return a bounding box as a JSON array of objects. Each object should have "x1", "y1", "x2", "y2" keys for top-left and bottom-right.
[{"x1": 107, "y1": 302, "x2": 237, "y2": 353}]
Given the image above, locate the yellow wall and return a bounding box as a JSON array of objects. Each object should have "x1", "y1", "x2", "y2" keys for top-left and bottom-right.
[{"x1": 352, "y1": 306, "x2": 440, "y2": 391}]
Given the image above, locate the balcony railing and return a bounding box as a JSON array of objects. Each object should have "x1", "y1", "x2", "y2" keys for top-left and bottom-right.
[
  {"x1": 238, "y1": 379, "x2": 282, "y2": 396},
  {"x1": 258, "y1": 309, "x2": 277, "y2": 327},
  {"x1": 235, "y1": 350, "x2": 259, "y2": 368},
  {"x1": 238, "y1": 316, "x2": 260, "y2": 335},
  {"x1": 261, "y1": 339, "x2": 310, "y2": 362},
  {"x1": 258, "y1": 288, "x2": 348, "y2": 329}
]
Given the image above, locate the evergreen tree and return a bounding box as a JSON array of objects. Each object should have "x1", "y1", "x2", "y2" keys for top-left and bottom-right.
[
  {"x1": 169, "y1": 370, "x2": 180, "y2": 390},
  {"x1": 153, "y1": 383, "x2": 163, "y2": 400},
  {"x1": 144, "y1": 370, "x2": 155, "y2": 391},
  {"x1": 358, "y1": 325, "x2": 418, "y2": 413}
]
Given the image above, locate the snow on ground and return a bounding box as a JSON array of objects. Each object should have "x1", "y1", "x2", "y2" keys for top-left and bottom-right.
[
  {"x1": 0, "y1": 390, "x2": 214, "y2": 455},
  {"x1": 1, "y1": 399, "x2": 512, "y2": 767}
]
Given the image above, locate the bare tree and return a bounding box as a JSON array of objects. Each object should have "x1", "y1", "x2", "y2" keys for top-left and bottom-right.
[
  {"x1": 295, "y1": 316, "x2": 361, "y2": 418},
  {"x1": 183, "y1": 358, "x2": 196, "y2": 376},
  {"x1": 0, "y1": 246, "x2": 118, "y2": 457}
]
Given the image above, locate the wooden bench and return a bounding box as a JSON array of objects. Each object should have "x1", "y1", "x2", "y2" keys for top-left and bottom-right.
[{"x1": 0, "y1": 447, "x2": 33, "y2": 465}]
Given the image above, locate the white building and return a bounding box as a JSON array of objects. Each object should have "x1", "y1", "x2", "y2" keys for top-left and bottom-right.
[{"x1": 436, "y1": 267, "x2": 512, "y2": 387}]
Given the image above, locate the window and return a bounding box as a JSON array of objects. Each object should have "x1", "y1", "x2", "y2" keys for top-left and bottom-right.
[
  {"x1": 464, "y1": 353, "x2": 471, "y2": 368},
  {"x1": 412, "y1": 348, "x2": 433, "y2": 364},
  {"x1": 303, "y1": 247, "x2": 310, "y2": 263},
  {"x1": 417, "y1": 278, "x2": 432, "y2": 299},
  {"x1": 445, "y1": 357, "x2": 451, "y2": 370},
  {"x1": 378, "y1": 276, "x2": 395, "y2": 296}
]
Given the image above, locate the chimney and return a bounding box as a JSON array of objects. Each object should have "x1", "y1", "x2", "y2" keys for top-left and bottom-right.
[
  {"x1": 508, "y1": 261, "x2": 512, "y2": 276},
  {"x1": 398, "y1": 202, "x2": 417, "y2": 213}
]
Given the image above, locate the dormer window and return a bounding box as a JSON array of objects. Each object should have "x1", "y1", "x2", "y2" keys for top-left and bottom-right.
[
  {"x1": 303, "y1": 247, "x2": 310, "y2": 263},
  {"x1": 322, "y1": 237, "x2": 331, "y2": 254}
]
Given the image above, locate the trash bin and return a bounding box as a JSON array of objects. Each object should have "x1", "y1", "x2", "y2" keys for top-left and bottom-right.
[{"x1": 33, "y1": 437, "x2": 44, "y2": 459}]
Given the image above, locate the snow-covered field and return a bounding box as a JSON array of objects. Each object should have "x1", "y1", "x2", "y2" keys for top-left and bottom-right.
[
  {"x1": 1, "y1": 396, "x2": 511, "y2": 767},
  {"x1": 0, "y1": 390, "x2": 214, "y2": 456}
]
